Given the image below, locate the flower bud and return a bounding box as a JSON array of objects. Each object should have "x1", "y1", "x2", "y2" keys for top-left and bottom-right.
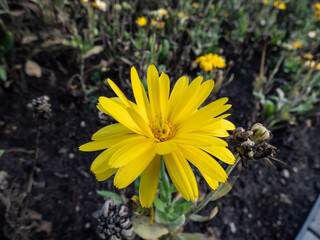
[{"x1": 250, "y1": 123, "x2": 270, "y2": 142}]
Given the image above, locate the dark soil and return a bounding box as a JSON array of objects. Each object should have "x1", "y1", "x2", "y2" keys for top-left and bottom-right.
[{"x1": 1, "y1": 49, "x2": 320, "y2": 240}]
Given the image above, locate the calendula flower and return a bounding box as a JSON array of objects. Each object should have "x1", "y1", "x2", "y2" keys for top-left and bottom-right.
[
  {"x1": 92, "y1": 0, "x2": 107, "y2": 11},
  {"x1": 136, "y1": 17, "x2": 147, "y2": 27},
  {"x1": 304, "y1": 60, "x2": 320, "y2": 70},
  {"x1": 192, "y1": 2, "x2": 200, "y2": 8},
  {"x1": 303, "y1": 53, "x2": 314, "y2": 59},
  {"x1": 178, "y1": 12, "x2": 189, "y2": 20},
  {"x1": 292, "y1": 41, "x2": 302, "y2": 48},
  {"x1": 273, "y1": 0, "x2": 286, "y2": 10},
  {"x1": 157, "y1": 8, "x2": 168, "y2": 17},
  {"x1": 312, "y1": 3, "x2": 320, "y2": 20},
  {"x1": 195, "y1": 53, "x2": 227, "y2": 71},
  {"x1": 150, "y1": 19, "x2": 165, "y2": 29},
  {"x1": 80, "y1": 65, "x2": 235, "y2": 208},
  {"x1": 308, "y1": 31, "x2": 317, "y2": 38}
]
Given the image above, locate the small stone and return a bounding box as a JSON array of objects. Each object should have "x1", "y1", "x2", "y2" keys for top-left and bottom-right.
[
  {"x1": 292, "y1": 167, "x2": 299, "y2": 173},
  {"x1": 12, "y1": 125, "x2": 17, "y2": 131},
  {"x1": 85, "y1": 222, "x2": 91, "y2": 229},
  {"x1": 248, "y1": 213, "x2": 253, "y2": 219},
  {"x1": 282, "y1": 169, "x2": 290, "y2": 178},
  {"x1": 68, "y1": 153, "x2": 75, "y2": 159},
  {"x1": 80, "y1": 121, "x2": 86, "y2": 127},
  {"x1": 229, "y1": 222, "x2": 236, "y2": 233},
  {"x1": 75, "y1": 205, "x2": 80, "y2": 212}
]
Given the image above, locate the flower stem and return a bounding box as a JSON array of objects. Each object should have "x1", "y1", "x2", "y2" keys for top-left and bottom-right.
[
  {"x1": 186, "y1": 153, "x2": 240, "y2": 217},
  {"x1": 159, "y1": 157, "x2": 171, "y2": 205}
]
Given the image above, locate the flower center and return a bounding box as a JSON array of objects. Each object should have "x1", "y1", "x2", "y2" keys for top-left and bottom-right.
[{"x1": 149, "y1": 115, "x2": 176, "y2": 141}]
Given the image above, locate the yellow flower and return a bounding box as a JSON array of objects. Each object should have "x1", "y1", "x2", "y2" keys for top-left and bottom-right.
[
  {"x1": 312, "y1": 3, "x2": 320, "y2": 10},
  {"x1": 157, "y1": 8, "x2": 168, "y2": 17},
  {"x1": 304, "y1": 60, "x2": 320, "y2": 70},
  {"x1": 273, "y1": 0, "x2": 286, "y2": 10},
  {"x1": 92, "y1": 0, "x2": 107, "y2": 11},
  {"x1": 136, "y1": 17, "x2": 147, "y2": 27},
  {"x1": 308, "y1": 31, "x2": 317, "y2": 38},
  {"x1": 151, "y1": 19, "x2": 165, "y2": 29},
  {"x1": 262, "y1": 0, "x2": 268, "y2": 4},
  {"x1": 303, "y1": 53, "x2": 313, "y2": 60},
  {"x1": 178, "y1": 12, "x2": 189, "y2": 20},
  {"x1": 195, "y1": 54, "x2": 227, "y2": 71},
  {"x1": 79, "y1": 65, "x2": 235, "y2": 208},
  {"x1": 292, "y1": 41, "x2": 302, "y2": 48},
  {"x1": 192, "y1": 2, "x2": 200, "y2": 8}
]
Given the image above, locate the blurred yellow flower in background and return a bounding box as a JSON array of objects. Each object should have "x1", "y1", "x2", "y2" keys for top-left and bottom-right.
[
  {"x1": 136, "y1": 17, "x2": 147, "y2": 27},
  {"x1": 312, "y1": 3, "x2": 320, "y2": 20},
  {"x1": 292, "y1": 41, "x2": 302, "y2": 48},
  {"x1": 195, "y1": 53, "x2": 227, "y2": 71},
  {"x1": 80, "y1": 65, "x2": 235, "y2": 208},
  {"x1": 192, "y1": 2, "x2": 200, "y2": 8},
  {"x1": 303, "y1": 53, "x2": 314, "y2": 60},
  {"x1": 178, "y1": 12, "x2": 189, "y2": 20},
  {"x1": 157, "y1": 8, "x2": 168, "y2": 17},
  {"x1": 273, "y1": 0, "x2": 286, "y2": 10},
  {"x1": 151, "y1": 19, "x2": 165, "y2": 29},
  {"x1": 304, "y1": 60, "x2": 320, "y2": 70}
]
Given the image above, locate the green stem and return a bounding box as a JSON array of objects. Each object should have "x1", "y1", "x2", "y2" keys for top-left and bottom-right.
[
  {"x1": 185, "y1": 154, "x2": 240, "y2": 217},
  {"x1": 159, "y1": 157, "x2": 171, "y2": 205}
]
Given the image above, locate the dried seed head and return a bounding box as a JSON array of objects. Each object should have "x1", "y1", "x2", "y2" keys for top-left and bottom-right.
[
  {"x1": 250, "y1": 123, "x2": 270, "y2": 142},
  {"x1": 227, "y1": 123, "x2": 281, "y2": 168},
  {"x1": 30, "y1": 95, "x2": 52, "y2": 120},
  {"x1": 97, "y1": 197, "x2": 133, "y2": 240}
]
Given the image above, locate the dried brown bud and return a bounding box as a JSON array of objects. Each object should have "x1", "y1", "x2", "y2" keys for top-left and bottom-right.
[
  {"x1": 30, "y1": 95, "x2": 52, "y2": 120},
  {"x1": 97, "y1": 198, "x2": 133, "y2": 240}
]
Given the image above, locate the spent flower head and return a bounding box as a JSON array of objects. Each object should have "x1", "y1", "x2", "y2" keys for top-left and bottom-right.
[
  {"x1": 80, "y1": 65, "x2": 235, "y2": 208},
  {"x1": 292, "y1": 41, "x2": 302, "y2": 48},
  {"x1": 195, "y1": 53, "x2": 227, "y2": 71}
]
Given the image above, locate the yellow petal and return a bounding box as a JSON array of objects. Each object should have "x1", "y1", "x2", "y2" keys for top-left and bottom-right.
[
  {"x1": 173, "y1": 134, "x2": 227, "y2": 146},
  {"x1": 201, "y1": 146, "x2": 235, "y2": 164},
  {"x1": 155, "y1": 141, "x2": 177, "y2": 155},
  {"x1": 92, "y1": 123, "x2": 132, "y2": 140},
  {"x1": 164, "y1": 150, "x2": 198, "y2": 201},
  {"x1": 79, "y1": 134, "x2": 136, "y2": 152},
  {"x1": 170, "y1": 76, "x2": 203, "y2": 124},
  {"x1": 147, "y1": 65, "x2": 160, "y2": 117},
  {"x1": 179, "y1": 144, "x2": 227, "y2": 182},
  {"x1": 168, "y1": 76, "x2": 189, "y2": 118},
  {"x1": 99, "y1": 97, "x2": 145, "y2": 135},
  {"x1": 201, "y1": 171, "x2": 219, "y2": 190},
  {"x1": 159, "y1": 72, "x2": 170, "y2": 120},
  {"x1": 114, "y1": 143, "x2": 156, "y2": 188},
  {"x1": 91, "y1": 135, "x2": 145, "y2": 173},
  {"x1": 95, "y1": 168, "x2": 117, "y2": 181},
  {"x1": 107, "y1": 78, "x2": 131, "y2": 108},
  {"x1": 139, "y1": 155, "x2": 161, "y2": 208},
  {"x1": 173, "y1": 79, "x2": 214, "y2": 125},
  {"x1": 109, "y1": 138, "x2": 155, "y2": 168},
  {"x1": 131, "y1": 66, "x2": 151, "y2": 122}
]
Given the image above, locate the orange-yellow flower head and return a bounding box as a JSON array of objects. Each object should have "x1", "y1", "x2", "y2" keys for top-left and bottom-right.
[
  {"x1": 79, "y1": 65, "x2": 235, "y2": 208},
  {"x1": 292, "y1": 41, "x2": 302, "y2": 48},
  {"x1": 273, "y1": 0, "x2": 286, "y2": 10},
  {"x1": 136, "y1": 17, "x2": 147, "y2": 27},
  {"x1": 195, "y1": 53, "x2": 227, "y2": 71}
]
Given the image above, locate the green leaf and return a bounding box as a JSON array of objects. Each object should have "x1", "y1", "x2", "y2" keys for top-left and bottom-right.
[
  {"x1": 132, "y1": 216, "x2": 169, "y2": 240},
  {"x1": 0, "y1": 149, "x2": 4, "y2": 158},
  {"x1": 0, "y1": 0, "x2": 9, "y2": 12},
  {"x1": 96, "y1": 190, "x2": 122, "y2": 205},
  {"x1": 188, "y1": 206, "x2": 218, "y2": 222},
  {"x1": 290, "y1": 103, "x2": 313, "y2": 114},
  {"x1": 175, "y1": 232, "x2": 215, "y2": 240},
  {"x1": 210, "y1": 176, "x2": 237, "y2": 202},
  {"x1": 154, "y1": 197, "x2": 167, "y2": 213},
  {"x1": 0, "y1": 66, "x2": 6, "y2": 81},
  {"x1": 265, "y1": 99, "x2": 275, "y2": 118},
  {"x1": 173, "y1": 199, "x2": 193, "y2": 214},
  {"x1": 155, "y1": 209, "x2": 186, "y2": 227}
]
